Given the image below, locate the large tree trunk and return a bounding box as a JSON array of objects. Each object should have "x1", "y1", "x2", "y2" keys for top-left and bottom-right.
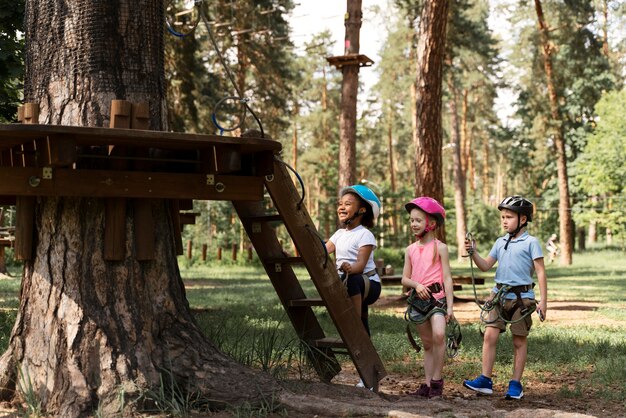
[
  {"x1": 0, "y1": 2, "x2": 279, "y2": 416},
  {"x1": 412, "y1": 0, "x2": 449, "y2": 239},
  {"x1": 534, "y1": 0, "x2": 573, "y2": 265},
  {"x1": 338, "y1": 0, "x2": 363, "y2": 188},
  {"x1": 447, "y1": 73, "x2": 467, "y2": 261}
]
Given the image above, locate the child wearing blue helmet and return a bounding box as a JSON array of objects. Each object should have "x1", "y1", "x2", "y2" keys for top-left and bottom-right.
[{"x1": 326, "y1": 185, "x2": 382, "y2": 339}]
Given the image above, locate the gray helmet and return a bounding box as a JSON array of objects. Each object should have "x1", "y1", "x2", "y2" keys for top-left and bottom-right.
[{"x1": 498, "y1": 195, "x2": 534, "y2": 222}]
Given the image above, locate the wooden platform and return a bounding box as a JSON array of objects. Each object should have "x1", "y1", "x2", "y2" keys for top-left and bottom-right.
[{"x1": 0, "y1": 124, "x2": 281, "y2": 201}]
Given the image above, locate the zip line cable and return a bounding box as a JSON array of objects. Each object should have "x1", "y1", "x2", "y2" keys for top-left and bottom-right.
[{"x1": 166, "y1": 0, "x2": 264, "y2": 137}]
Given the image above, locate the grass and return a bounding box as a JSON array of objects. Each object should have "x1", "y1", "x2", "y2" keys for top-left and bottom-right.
[
  {"x1": 177, "y1": 249, "x2": 626, "y2": 409},
  {"x1": 0, "y1": 249, "x2": 624, "y2": 414}
]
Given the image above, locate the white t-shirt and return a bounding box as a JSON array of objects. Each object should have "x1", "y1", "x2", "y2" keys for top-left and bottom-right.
[{"x1": 328, "y1": 225, "x2": 379, "y2": 282}]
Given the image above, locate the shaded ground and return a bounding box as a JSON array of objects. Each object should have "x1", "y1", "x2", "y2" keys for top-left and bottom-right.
[{"x1": 297, "y1": 296, "x2": 621, "y2": 417}]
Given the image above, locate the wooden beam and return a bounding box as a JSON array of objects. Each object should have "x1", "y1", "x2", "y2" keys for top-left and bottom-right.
[
  {"x1": 15, "y1": 196, "x2": 35, "y2": 260},
  {"x1": 104, "y1": 100, "x2": 131, "y2": 261},
  {"x1": 0, "y1": 124, "x2": 282, "y2": 154},
  {"x1": 43, "y1": 135, "x2": 77, "y2": 167},
  {"x1": 130, "y1": 102, "x2": 155, "y2": 261},
  {"x1": 0, "y1": 167, "x2": 264, "y2": 201},
  {"x1": 169, "y1": 199, "x2": 183, "y2": 256},
  {"x1": 179, "y1": 212, "x2": 199, "y2": 225}
]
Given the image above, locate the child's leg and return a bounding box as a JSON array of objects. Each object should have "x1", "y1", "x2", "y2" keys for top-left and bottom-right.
[
  {"x1": 512, "y1": 335, "x2": 528, "y2": 381},
  {"x1": 416, "y1": 322, "x2": 434, "y2": 384},
  {"x1": 429, "y1": 314, "x2": 447, "y2": 381},
  {"x1": 481, "y1": 327, "x2": 500, "y2": 377}
]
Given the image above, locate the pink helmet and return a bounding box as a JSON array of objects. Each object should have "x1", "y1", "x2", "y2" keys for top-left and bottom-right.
[{"x1": 405, "y1": 196, "x2": 446, "y2": 226}]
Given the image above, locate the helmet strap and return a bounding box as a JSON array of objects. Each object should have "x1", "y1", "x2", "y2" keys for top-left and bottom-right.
[
  {"x1": 343, "y1": 211, "x2": 363, "y2": 226},
  {"x1": 504, "y1": 214, "x2": 527, "y2": 250},
  {"x1": 417, "y1": 215, "x2": 434, "y2": 239}
]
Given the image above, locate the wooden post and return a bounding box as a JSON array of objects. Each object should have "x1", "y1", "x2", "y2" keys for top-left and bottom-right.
[
  {"x1": 186, "y1": 240, "x2": 192, "y2": 260},
  {"x1": 169, "y1": 199, "x2": 184, "y2": 256},
  {"x1": 104, "y1": 100, "x2": 131, "y2": 261},
  {"x1": 231, "y1": 244, "x2": 237, "y2": 261},
  {"x1": 130, "y1": 102, "x2": 156, "y2": 261},
  {"x1": 217, "y1": 247, "x2": 222, "y2": 261},
  {"x1": 201, "y1": 244, "x2": 207, "y2": 261},
  {"x1": 247, "y1": 246, "x2": 253, "y2": 261},
  {"x1": 0, "y1": 246, "x2": 5, "y2": 274},
  {"x1": 14, "y1": 103, "x2": 39, "y2": 261}
]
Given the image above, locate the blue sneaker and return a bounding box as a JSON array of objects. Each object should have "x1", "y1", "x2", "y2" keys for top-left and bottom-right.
[
  {"x1": 505, "y1": 380, "x2": 524, "y2": 399},
  {"x1": 463, "y1": 375, "x2": 493, "y2": 395}
]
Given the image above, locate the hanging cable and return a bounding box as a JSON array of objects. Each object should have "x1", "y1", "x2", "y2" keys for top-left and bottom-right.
[
  {"x1": 274, "y1": 156, "x2": 305, "y2": 210},
  {"x1": 199, "y1": 8, "x2": 265, "y2": 137}
]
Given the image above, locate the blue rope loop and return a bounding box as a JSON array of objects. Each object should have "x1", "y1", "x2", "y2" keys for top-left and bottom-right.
[{"x1": 165, "y1": 0, "x2": 202, "y2": 38}]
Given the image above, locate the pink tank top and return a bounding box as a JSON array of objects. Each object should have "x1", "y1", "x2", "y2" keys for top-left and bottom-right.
[{"x1": 408, "y1": 239, "x2": 445, "y2": 299}]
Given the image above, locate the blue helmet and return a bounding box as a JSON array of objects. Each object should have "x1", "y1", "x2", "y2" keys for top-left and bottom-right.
[{"x1": 340, "y1": 185, "x2": 381, "y2": 220}]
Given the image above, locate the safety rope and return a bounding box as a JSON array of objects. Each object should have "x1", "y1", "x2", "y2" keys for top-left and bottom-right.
[
  {"x1": 200, "y1": 10, "x2": 265, "y2": 137},
  {"x1": 465, "y1": 232, "x2": 536, "y2": 327}
]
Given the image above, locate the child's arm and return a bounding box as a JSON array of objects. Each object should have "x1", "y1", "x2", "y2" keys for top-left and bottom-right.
[
  {"x1": 439, "y1": 242, "x2": 455, "y2": 320},
  {"x1": 401, "y1": 248, "x2": 429, "y2": 299},
  {"x1": 465, "y1": 238, "x2": 497, "y2": 272},
  {"x1": 534, "y1": 257, "x2": 548, "y2": 320},
  {"x1": 325, "y1": 240, "x2": 336, "y2": 255},
  {"x1": 340, "y1": 245, "x2": 373, "y2": 275}
]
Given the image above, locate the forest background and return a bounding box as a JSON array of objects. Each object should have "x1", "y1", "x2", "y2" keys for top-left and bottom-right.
[{"x1": 1, "y1": 0, "x2": 625, "y2": 266}]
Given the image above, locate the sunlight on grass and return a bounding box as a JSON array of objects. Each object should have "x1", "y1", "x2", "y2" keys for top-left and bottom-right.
[{"x1": 0, "y1": 248, "x2": 623, "y2": 409}]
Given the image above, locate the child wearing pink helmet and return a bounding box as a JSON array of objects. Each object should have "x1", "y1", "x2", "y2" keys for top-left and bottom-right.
[{"x1": 401, "y1": 196, "x2": 455, "y2": 398}]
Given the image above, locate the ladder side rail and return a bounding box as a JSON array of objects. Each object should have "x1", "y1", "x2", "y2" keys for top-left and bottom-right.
[
  {"x1": 264, "y1": 161, "x2": 387, "y2": 389},
  {"x1": 233, "y1": 199, "x2": 341, "y2": 381}
]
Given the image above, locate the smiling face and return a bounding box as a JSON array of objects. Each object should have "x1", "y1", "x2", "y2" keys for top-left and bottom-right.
[
  {"x1": 337, "y1": 193, "x2": 365, "y2": 227},
  {"x1": 409, "y1": 207, "x2": 435, "y2": 237},
  {"x1": 500, "y1": 208, "x2": 526, "y2": 234}
]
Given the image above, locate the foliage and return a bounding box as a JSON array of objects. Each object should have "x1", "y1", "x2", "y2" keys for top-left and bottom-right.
[
  {"x1": 572, "y1": 88, "x2": 626, "y2": 243},
  {"x1": 164, "y1": 0, "x2": 297, "y2": 138},
  {"x1": 0, "y1": 0, "x2": 24, "y2": 122}
]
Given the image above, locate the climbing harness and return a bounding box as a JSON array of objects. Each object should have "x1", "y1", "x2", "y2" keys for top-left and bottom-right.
[
  {"x1": 404, "y1": 283, "x2": 458, "y2": 357},
  {"x1": 465, "y1": 231, "x2": 538, "y2": 330},
  {"x1": 446, "y1": 318, "x2": 462, "y2": 358},
  {"x1": 340, "y1": 271, "x2": 376, "y2": 300}
]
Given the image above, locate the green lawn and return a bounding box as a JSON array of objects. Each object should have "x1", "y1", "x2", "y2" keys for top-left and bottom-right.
[{"x1": 0, "y1": 249, "x2": 624, "y2": 413}]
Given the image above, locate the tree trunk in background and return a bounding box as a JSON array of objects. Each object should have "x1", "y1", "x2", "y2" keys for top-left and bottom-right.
[
  {"x1": 412, "y1": 0, "x2": 449, "y2": 240},
  {"x1": 387, "y1": 106, "x2": 399, "y2": 237},
  {"x1": 534, "y1": 0, "x2": 573, "y2": 265},
  {"x1": 338, "y1": 0, "x2": 363, "y2": 188},
  {"x1": 447, "y1": 73, "x2": 467, "y2": 261},
  {"x1": 0, "y1": 2, "x2": 279, "y2": 416}
]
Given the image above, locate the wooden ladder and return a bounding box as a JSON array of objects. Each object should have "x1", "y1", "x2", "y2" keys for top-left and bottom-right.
[{"x1": 232, "y1": 159, "x2": 387, "y2": 390}]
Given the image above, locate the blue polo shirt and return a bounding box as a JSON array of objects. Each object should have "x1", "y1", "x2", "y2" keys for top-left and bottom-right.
[{"x1": 488, "y1": 231, "x2": 543, "y2": 299}]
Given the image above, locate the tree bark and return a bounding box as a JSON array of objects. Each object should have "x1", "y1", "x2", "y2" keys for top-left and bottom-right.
[
  {"x1": 412, "y1": 0, "x2": 449, "y2": 239},
  {"x1": 338, "y1": 0, "x2": 363, "y2": 188},
  {"x1": 534, "y1": 0, "x2": 573, "y2": 265},
  {"x1": 0, "y1": 1, "x2": 280, "y2": 416},
  {"x1": 447, "y1": 73, "x2": 467, "y2": 261}
]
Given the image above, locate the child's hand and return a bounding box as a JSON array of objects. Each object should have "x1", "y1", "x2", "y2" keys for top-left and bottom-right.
[
  {"x1": 464, "y1": 238, "x2": 476, "y2": 255},
  {"x1": 339, "y1": 262, "x2": 352, "y2": 274},
  {"x1": 537, "y1": 300, "x2": 547, "y2": 321},
  {"x1": 415, "y1": 283, "x2": 430, "y2": 300}
]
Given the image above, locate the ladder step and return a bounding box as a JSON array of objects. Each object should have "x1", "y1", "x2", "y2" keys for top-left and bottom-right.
[
  {"x1": 288, "y1": 297, "x2": 324, "y2": 307},
  {"x1": 246, "y1": 214, "x2": 283, "y2": 223},
  {"x1": 312, "y1": 337, "x2": 346, "y2": 349},
  {"x1": 265, "y1": 256, "x2": 304, "y2": 264}
]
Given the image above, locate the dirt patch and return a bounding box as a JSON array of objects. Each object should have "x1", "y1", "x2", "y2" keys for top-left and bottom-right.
[{"x1": 289, "y1": 296, "x2": 620, "y2": 417}]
